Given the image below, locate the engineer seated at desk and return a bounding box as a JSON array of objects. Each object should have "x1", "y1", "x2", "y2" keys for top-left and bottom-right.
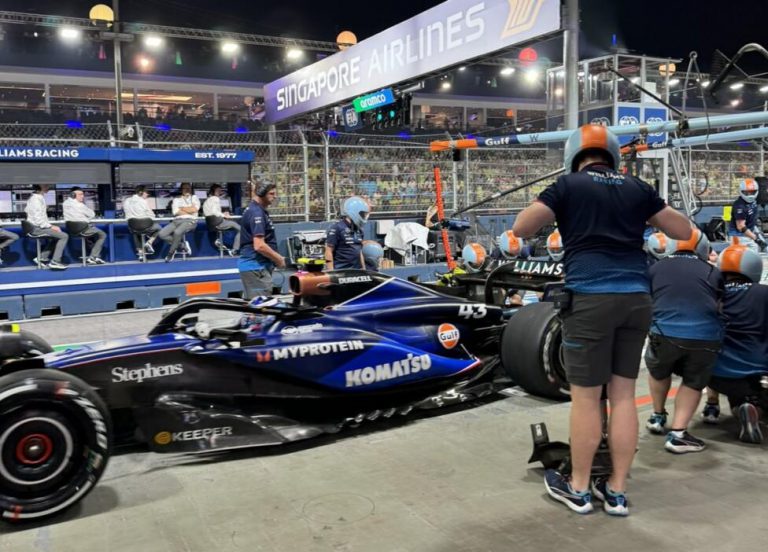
[
  {"x1": 123, "y1": 185, "x2": 162, "y2": 257},
  {"x1": 63, "y1": 186, "x2": 107, "y2": 264},
  {"x1": 24, "y1": 184, "x2": 68, "y2": 270},
  {"x1": 203, "y1": 184, "x2": 241, "y2": 255},
  {"x1": 0, "y1": 228, "x2": 19, "y2": 266},
  {"x1": 158, "y1": 183, "x2": 200, "y2": 262}
]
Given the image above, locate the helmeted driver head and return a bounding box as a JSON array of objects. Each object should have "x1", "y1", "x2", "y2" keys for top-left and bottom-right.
[
  {"x1": 342, "y1": 196, "x2": 370, "y2": 228},
  {"x1": 739, "y1": 178, "x2": 759, "y2": 204},
  {"x1": 717, "y1": 243, "x2": 763, "y2": 283},
  {"x1": 563, "y1": 124, "x2": 621, "y2": 174},
  {"x1": 646, "y1": 231, "x2": 670, "y2": 260},
  {"x1": 666, "y1": 227, "x2": 710, "y2": 261},
  {"x1": 499, "y1": 230, "x2": 526, "y2": 259},
  {"x1": 546, "y1": 230, "x2": 564, "y2": 261}
]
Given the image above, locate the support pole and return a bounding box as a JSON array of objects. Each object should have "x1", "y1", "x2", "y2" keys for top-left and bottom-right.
[
  {"x1": 112, "y1": 0, "x2": 124, "y2": 131},
  {"x1": 563, "y1": 0, "x2": 579, "y2": 130}
]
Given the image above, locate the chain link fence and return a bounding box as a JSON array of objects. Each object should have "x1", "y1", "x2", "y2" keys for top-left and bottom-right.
[{"x1": 1, "y1": 124, "x2": 763, "y2": 220}]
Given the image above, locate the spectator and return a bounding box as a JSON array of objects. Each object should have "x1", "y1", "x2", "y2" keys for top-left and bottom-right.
[
  {"x1": 63, "y1": 187, "x2": 107, "y2": 264},
  {"x1": 513, "y1": 124, "x2": 692, "y2": 516},
  {"x1": 24, "y1": 184, "x2": 69, "y2": 270},
  {"x1": 203, "y1": 184, "x2": 240, "y2": 254}
]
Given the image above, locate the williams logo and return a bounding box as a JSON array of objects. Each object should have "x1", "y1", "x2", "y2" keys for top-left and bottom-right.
[
  {"x1": 111, "y1": 363, "x2": 184, "y2": 383},
  {"x1": 501, "y1": 0, "x2": 546, "y2": 38}
]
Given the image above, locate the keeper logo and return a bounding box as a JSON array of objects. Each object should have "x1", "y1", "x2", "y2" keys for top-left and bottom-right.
[{"x1": 154, "y1": 426, "x2": 233, "y2": 445}]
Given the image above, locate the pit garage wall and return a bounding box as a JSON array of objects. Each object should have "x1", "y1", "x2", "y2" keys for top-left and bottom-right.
[{"x1": 0, "y1": 209, "x2": 730, "y2": 321}]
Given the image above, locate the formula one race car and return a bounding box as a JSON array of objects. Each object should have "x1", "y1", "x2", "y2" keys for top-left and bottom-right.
[{"x1": 0, "y1": 265, "x2": 567, "y2": 522}]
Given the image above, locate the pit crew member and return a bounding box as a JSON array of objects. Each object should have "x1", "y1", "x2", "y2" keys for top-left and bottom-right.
[
  {"x1": 239, "y1": 181, "x2": 284, "y2": 299},
  {"x1": 325, "y1": 196, "x2": 367, "y2": 270}
]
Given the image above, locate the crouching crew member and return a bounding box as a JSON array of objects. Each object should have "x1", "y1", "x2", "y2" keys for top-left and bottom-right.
[
  {"x1": 708, "y1": 244, "x2": 768, "y2": 444},
  {"x1": 513, "y1": 124, "x2": 692, "y2": 516},
  {"x1": 644, "y1": 228, "x2": 724, "y2": 453},
  {"x1": 63, "y1": 187, "x2": 107, "y2": 264},
  {"x1": 325, "y1": 196, "x2": 368, "y2": 270}
]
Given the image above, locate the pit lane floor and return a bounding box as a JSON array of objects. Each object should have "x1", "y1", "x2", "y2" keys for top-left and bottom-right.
[{"x1": 1, "y1": 300, "x2": 766, "y2": 551}]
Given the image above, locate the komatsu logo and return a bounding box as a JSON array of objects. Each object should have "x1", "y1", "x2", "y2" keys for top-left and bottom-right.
[
  {"x1": 258, "y1": 340, "x2": 365, "y2": 362},
  {"x1": 112, "y1": 363, "x2": 184, "y2": 383},
  {"x1": 345, "y1": 353, "x2": 432, "y2": 387}
]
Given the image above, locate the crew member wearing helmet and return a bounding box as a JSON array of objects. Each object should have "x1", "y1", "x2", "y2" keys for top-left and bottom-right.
[
  {"x1": 325, "y1": 196, "x2": 368, "y2": 270},
  {"x1": 362, "y1": 240, "x2": 384, "y2": 271},
  {"x1": 708, "y1": 243, "x2": 768, "y2": 444},
  {"x1": 645, "y1": 231, "x2": 670, "y2": 265},
  {"x1": 546, "y1": 229, "x2": 564, "y2": 262},
  {"x1": 497, "y1": 230, "x2": 528, "y2": 260},
  {"x1": 513, "y1": 124, "x2": 692, "y2": 516},
  {"x1": 729, "y1": 178, "x2": 766, "y2": 252},
  {"x1": 238, "y1": 181, "x2": 285, "y2": 299},
  {"x1": 644, "y1": 228, "x2": 724, "y2": 454}
]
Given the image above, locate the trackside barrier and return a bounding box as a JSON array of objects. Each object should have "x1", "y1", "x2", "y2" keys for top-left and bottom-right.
[
  {"x1": 24, "y1": 287, "x2": 151, "y2": 318},
  {"x1": 0, "y1": 296, "x2": 24, "y2": 321}
]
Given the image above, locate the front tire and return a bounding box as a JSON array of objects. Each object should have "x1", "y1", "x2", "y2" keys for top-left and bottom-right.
[
  {"x1": 500, "y1": 302, "x2": 570, "y2": 400},
  {"x1": 0, "y1": 369, "x2": 111, "y2": 523}
]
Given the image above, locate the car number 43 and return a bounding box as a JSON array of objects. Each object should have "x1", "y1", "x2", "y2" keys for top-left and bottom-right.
[{"x1": 458, "y1": 304, "x2": 487, "y2": 319}]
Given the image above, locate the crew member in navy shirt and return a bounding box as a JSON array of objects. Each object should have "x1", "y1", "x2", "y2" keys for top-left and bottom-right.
[
  {"x1": 709, "y1": 243, "x2": 768, "y2": 444},
  {"x1": 513, "y1": 124, "x2": 692, "y2": 516},
  {"x1": 644, "y1": 228, "x2": 724, "y2": 454},
  {"x1": 238, "y1": 181, "x2": 285, "y2": 299},
  {"x1": 325, "y1": 196, "x2": 368, "y2": 270},
  {"x1": 729, "y1": 178, "x2": 765, "y2": 252}
]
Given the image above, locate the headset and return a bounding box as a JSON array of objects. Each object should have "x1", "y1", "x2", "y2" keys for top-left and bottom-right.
[
  {"x1": 69, "y1": 186, "x2": 83, "y2": 199},
  {"x1": 253, "y1": 180, "x2": 276, "y2": 198}
]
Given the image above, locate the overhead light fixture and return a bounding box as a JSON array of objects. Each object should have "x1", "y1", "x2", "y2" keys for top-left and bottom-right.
[
  {"x1": 500, "y1": 67, "x2": 515, "y2": 76},
  {"x1": 630, "y1": 77, "x2": 640, "y2": 83},
  {"x1": 144, "y1": 35, "x2": 163, "y2": 48},
  {"x1": 760, "y1": 85, "x2": 768, "y2": 93},
  {"x1": 441, "y1": 81, "x2": 452, "y2": 90},
  {"x1": 668, "y1": 78, "x2": 680, "y2": 86},
  {"x1": 729, "y1": 82, "x2": 744, "y2": 90},
  {"x1": 59, "y1": 27, "x2": 81, "y2": 40},
  {"x1": 458, "y1": 66, "x2": 466, "y2": 71},
  {"x1": 731, "y1": 98, "x2": 741, "y2": 106},
  {"x1": 287, "y1": 48, "x2": 303, "y2": 60},
  {"x1": 556, "y1": 70, "x2": 565, "y2": 77},
  {"x1": 700, "y1": 80, "x2": 710, "y2": 88},
  {"x1": 221, "y1": 42, "x2": 239, "y2": 54},
  {"x1": 554, "y1": 88, "x2": 563, "y2": 97},
  {"x1": 138, "y1": 56, "x2": 151, "y2": 70},
  {"x1": 524, "y1": 69, "x2": 540, "y2": 84},
  {"x1": 577, "y1": 70, "x2": 585, "y2": 77}
]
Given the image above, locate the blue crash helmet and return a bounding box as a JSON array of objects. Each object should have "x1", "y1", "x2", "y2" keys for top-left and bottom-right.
[
  {"x1": 342, "y1": 196, "x2": 370, "y2": 228},
  {"x1": 362, "y1": 240, "x2": 384, "y2": 267},
  {"x1": 563, "y1": 124, "x2": 621, "y2": 174}
]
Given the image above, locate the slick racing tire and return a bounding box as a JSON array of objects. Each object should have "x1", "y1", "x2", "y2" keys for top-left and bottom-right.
[
  {"x1": 500, "y1": 302, "x2": 569, "y2": 400},
  {"x1": 0, "y1": 369, "x2": 111, "y2": 523}
]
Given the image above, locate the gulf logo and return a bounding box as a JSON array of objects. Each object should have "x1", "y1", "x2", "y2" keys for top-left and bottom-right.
[{"x1": 437, "y1": 323, "x2": 460, "y2": 349}]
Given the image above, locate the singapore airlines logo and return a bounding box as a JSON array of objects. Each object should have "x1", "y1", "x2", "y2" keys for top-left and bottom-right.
[{"x1": 501, "y1": 0, "x2": 546, "y2": 38}]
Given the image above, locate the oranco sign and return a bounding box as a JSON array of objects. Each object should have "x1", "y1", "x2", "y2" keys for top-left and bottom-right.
[{"x1": 264, "y1": 0, "x2": 560, "y2": 123}]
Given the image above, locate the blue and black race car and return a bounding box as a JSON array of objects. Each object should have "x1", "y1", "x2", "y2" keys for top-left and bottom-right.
[{"x1": 0, "y1": 262, "x2": 567, "y2": 522}]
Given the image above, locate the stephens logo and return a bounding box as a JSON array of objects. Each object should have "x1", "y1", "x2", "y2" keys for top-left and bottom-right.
[
  {"x1": 437, "y1": 323, "x2": 460, "y2": 349},
  {"x1": 111, "y1": 362, "x2": 184, "y2": 383},
  {"x1": 154, "y1": 426, "x2": 233, "y2": 445}
]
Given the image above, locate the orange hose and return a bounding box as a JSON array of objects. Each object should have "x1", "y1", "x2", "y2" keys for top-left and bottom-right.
[{"x1": 433, "y1": 165, "x2": 456, "y2": 270}]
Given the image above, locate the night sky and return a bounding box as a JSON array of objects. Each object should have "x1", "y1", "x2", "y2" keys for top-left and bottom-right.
[{"x1": 6, "y1": 0, "x2": 768, "y2": 72}]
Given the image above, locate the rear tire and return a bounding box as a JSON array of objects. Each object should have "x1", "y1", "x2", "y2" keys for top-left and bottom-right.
[
  {"x1": 0, "y1": 369, "x2": 111, "y2": 523},
  {"x1": 500, "y1": 302, "x2": 570, "y2": 400}
]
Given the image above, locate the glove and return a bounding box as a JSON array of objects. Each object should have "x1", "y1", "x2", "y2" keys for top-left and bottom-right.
[{"x1": 755, "y1": 237, "x2": 767, "y2": 252}]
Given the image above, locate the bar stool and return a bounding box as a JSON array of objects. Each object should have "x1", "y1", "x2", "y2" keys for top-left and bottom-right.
[
  {"x1": 21, "y1": 220, "x2": 46, "y2": 269},
  {"x1": 205, "y1": 215, "x2": 229, "y2": 257},
  {"x1": 65, "y1": 221, "x2": 91, "y2": 267},
  {"x1": 128, "y1": 218, "x2": 155, "y2": 263}
]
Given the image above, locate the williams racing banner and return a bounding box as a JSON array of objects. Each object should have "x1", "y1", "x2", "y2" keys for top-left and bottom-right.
[{"x1": 264, "y1": 0, "x2": 561, "y2": 123}]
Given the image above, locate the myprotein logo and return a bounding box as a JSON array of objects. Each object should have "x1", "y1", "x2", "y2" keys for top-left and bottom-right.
[
  {"x1": 111, "y1": 363, "x2": 184, "y2": 383},
  {"x1": 437, "y1": 323, "x2": 460, "y2": 349},
  {"x1": 154, "y1": 426, "x2": 233, "y2": 445},
  {"x1": 345, "y1": 353, "x2": 432, "y2": 387},
  {"x1": 502, "y1": 0, "x2": 546, "y2": 38},
  {"x1": 259, "y1": 340, "x2": 365, "y2": 362}
]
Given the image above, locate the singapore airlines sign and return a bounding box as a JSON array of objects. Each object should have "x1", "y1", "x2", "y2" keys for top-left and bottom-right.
[{"x1": 265, "y1": 0, "x2": 560, "y2": 123}]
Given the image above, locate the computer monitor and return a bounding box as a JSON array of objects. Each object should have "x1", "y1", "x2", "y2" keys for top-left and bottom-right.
[
  {"x1": 0, "y1": 191, "x2": 12, "y2": 213},
  {"x1": 219, "y1": 198, "x2": 231, "y2": 209},
  {"x1": 145, "y1": 197, "x2": 158, "y2": 210},
  {"x1": 194, "y1": 190, "x2": 208, "y2": 201}
]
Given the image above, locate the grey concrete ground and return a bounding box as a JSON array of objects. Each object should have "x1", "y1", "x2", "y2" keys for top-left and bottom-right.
[{"x1": 0, "y1": 309, "x2": 766, "y2": 551}]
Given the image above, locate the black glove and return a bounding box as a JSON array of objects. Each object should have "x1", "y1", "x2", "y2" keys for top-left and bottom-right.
[{"x1": 755, "y1": 237, "x2": 767, "y2": 252}]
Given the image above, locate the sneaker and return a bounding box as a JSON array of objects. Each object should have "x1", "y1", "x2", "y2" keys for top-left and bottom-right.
[
  {"x1": 86, "y1": 257, "x2": 98, "y2": 265},
  {"x1": 227, "y1": 249, "x2": 238, "y2": 257},
  {"x1": 143, "y1": 242, "x2": 155, "y2": 255},
  {"x1": 164, "y1": 254, "x2": 173, "y2": 263},
  {"x1": 48, "y1": 260, "x2": 68, "y2": 270},
  {"x1": 214, "y1": 239, "x2": 224, "y2": 250},
  {"x1": 92, "y1": 257, "x2": 106, "y2": 265},
  {"x1": 737, "y1": 403, "x2": 763, "y2": 444},
  {"x1": 665, "y1": 430, "x2": 706, "y2": 454},
  {"x1": 702, "y1": 402, "x2": 720, "y2": 424},
  {"x1": 646, "y1": 411, "x2": 668, "y2": 435},
  {"x1": 182, "y1": 240, "x2": 191, "y2": 255},
  {"x1": 543, "y1": 469, "x2": 593, "y2": 514},
  {"x1": 591, "y1": 477, "x2": 629, "y2": 516}
]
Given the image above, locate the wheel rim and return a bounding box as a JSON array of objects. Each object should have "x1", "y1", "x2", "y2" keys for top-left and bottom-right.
[{"x1": 0, "y1": 417, "x2": 74, "y2": 487}]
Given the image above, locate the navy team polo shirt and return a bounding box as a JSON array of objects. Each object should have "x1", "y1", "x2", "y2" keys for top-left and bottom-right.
[
  {"x1": 326, "y1": 218, "x2": 363, "y2": 269},
  {"x1": 713, "y1": 281, "x2": 768, "y2": 379},
  {"x1": 537, "y1": 163, "x2": 666, "y2": 294}
]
